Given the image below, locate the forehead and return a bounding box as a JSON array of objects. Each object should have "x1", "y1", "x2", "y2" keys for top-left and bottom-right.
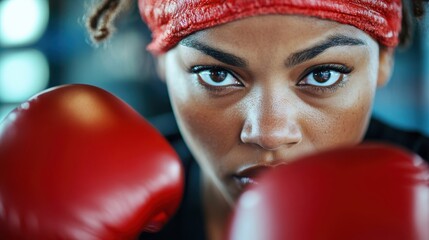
[{"x1": 183, "y1": 14, "x2": 376, "y2": 53}]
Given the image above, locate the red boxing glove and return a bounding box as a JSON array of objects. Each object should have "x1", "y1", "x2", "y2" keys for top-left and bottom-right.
[
  {"x1": 228, "y1": 144, "x2": 429, "y2": 240},
  {"x1": 0, "y1": 84, "x2": 184, "y2": 239}
]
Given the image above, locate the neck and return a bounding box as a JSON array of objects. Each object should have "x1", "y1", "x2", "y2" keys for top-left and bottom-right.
[{"x1": 202, "y1": 173, "x2": 233, "y2": 240}]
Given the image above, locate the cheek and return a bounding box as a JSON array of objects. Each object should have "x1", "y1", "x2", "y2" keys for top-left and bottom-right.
[
  {"x1": 164, "y1": 57, "x2": 240, "y2": 173},
  {"x1": 169, "y1": 94, "x2": 243, "y2": 180},
  {"x1": 302, "y1": 78, "x2": 376, "y2": 150},
  {"x1": 300, "y1": 47, "x2": 379, "y2": 150},
  {"x1": 177, "y1": 102, "x2": 238, "y2": 158}
]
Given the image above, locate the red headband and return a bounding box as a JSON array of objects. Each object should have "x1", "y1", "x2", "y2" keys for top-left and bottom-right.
[{"x1": 139, "y1": 0, "x2": 402, "y2": 55}]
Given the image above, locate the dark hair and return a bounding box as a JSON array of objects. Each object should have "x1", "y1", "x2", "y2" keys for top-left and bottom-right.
[
  {"x1": 400, "y1": 0, "x2": 427, "y2": 47},
  {"x1": 86, "y1": 0, "x2": 132, "y2": 42},
  {"x1": 86, "y1": 0, "x2": 427, "y2": 48}
]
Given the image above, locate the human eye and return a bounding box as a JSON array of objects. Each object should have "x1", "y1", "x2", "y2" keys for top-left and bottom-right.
[
  {"x1": 297, "y1": 64, "x2": 353, "y2": 92},
  {"x1": 190, "y1": 65, "x2": 243, "y2": 88}
]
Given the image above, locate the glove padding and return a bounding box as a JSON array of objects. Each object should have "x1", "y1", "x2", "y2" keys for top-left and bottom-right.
[
  {"x1": 228, "y1": 144, "x2": 429, "y2": 240},
  {"x1": 0, "y1": 84, "x2": 184, "y2": 239}
]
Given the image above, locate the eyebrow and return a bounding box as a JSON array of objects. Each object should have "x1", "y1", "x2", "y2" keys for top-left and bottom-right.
[
  {"x1": 180, "y1": 37, "x2": 248, "y2": 67},
  {"x1": 285, "y1": 35, "x2": 366, "y2": 67},
  {"x1": 180, "y1": 34, "x2": 366, "y2": 68}
]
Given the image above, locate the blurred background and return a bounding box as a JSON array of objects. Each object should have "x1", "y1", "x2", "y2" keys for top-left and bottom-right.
[{"x1": 0, "y1": 0, "x2": 428, "y2": 135}]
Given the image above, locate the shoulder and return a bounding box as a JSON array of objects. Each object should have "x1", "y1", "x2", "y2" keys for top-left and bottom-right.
[{"x1": 364, "y1": 118, "x2": 429, "y2": 161}]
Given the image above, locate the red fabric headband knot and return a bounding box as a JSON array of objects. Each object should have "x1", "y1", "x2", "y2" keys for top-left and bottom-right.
[{"x1": 139, "y1": 0, "x2": 402, "y2": 55}]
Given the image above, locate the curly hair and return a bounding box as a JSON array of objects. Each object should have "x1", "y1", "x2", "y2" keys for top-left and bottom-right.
[
  {"x1": 86, "y1": 0, "x2": 427, "y2": 48},
  {"x1": 86, "y1": 0, "x2": 132, "y2": 42}
]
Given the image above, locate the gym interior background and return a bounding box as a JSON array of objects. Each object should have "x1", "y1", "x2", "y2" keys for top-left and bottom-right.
[{"x1": 1, "y1": 0, "x2": 429, "y2": 135}]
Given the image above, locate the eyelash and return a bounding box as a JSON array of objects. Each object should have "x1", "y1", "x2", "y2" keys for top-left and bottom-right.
[
  {"x1": 297, "y1": 64, "x2": 353, "y2": 93},
  {"x1": 188, "y1": 64, "x2": 353, "y2": 93},
  {"x1": 188, "y1": 65, "x2": 242, "y2": 91}
]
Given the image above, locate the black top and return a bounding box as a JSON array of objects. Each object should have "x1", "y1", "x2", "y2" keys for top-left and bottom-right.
[
  {"x1": 364, "y1": 118, "x2": 429, "y2": 158},
  {"x1": 139, "y1": 116, "x2": 429, "y2": 240}
]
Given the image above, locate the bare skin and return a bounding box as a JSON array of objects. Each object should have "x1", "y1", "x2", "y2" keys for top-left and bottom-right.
[{"x1": 158, "y1": 14, "x2": 394, "y2": 240}]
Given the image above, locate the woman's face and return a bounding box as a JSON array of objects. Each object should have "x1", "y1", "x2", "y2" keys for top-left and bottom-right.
[{"x1": 160, "y1": 15, "x2": 392, "y2": 202}]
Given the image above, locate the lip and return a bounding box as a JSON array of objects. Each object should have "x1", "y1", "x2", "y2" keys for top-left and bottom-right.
[{"x1": 233, "y1": 164, "x2": 277, "y2": 190}]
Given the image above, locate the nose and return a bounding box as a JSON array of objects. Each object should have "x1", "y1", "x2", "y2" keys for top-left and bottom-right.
[{"x1": 240, "y1": 89, "x2": 302, "y2": 151}]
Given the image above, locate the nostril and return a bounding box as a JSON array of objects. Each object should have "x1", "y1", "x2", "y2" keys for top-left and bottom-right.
[
  {"x1": 240, "y1": 108, "x2": 302, "y2": 150},
  {"x1": 257, "y1": 134, "x2": 293, "y2": 151},
  {"x1": 241, "y1": 130, "x2": 301, "y2": 150}
]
